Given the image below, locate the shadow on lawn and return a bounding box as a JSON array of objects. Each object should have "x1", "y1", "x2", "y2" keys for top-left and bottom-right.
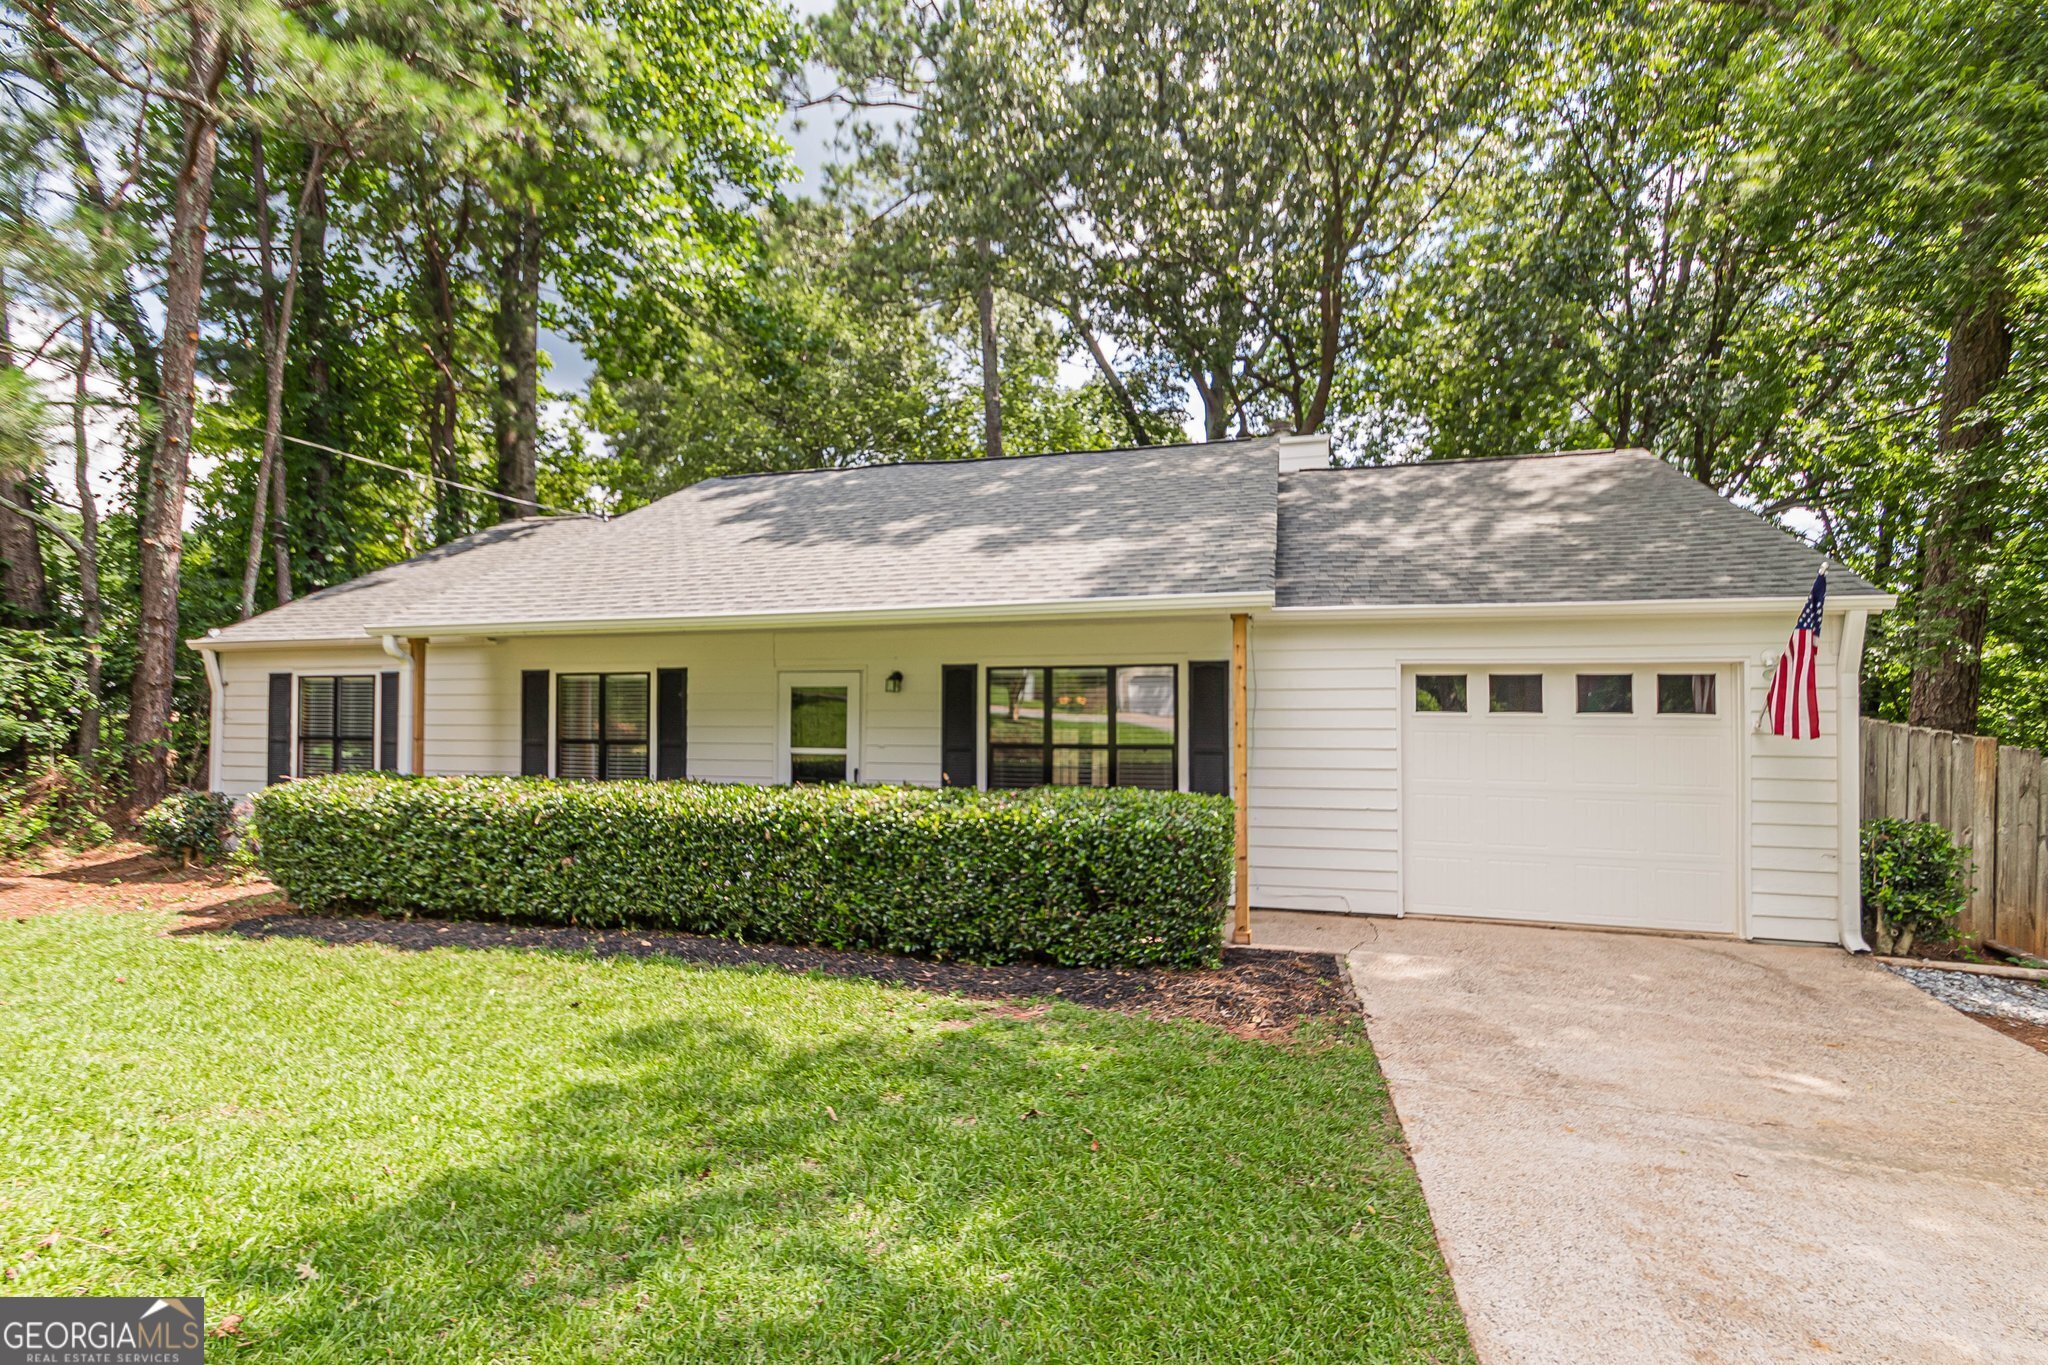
[{"x1": 211, "y1": 1004, "x2": 1454, "y2": 1362}]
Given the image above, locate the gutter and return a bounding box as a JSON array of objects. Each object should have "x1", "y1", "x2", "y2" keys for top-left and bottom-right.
[
  {"x1": 361, "y1": 590, "x2": 1277, "y2": 639},
  {"x1": 1266, "y1": 594, "x2": 1897, "y2": 622}
]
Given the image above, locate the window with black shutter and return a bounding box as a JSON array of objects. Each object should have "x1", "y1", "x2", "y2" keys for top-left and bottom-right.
[
  {"x1": 986, "y1": 665, "x2": 1177, "y2": 790},
  {"x1": 298, "y1": 675, "x2": 377, "y2": 776},
  {"x1": 556, "y1": 673, "x2": 651, "y2": 780}
]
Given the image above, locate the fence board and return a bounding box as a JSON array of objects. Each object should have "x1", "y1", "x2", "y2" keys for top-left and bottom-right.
[
  {"x1": 1907, "y1": 727, "x2": 1933, "y2": 821},
  {"x1": 1886, "y1": 724, "x2": 1910, "y2": 819},
  {"x1": 1997, "y1": 749, "x2": 2040, "y2": 953},
  {"x1": 1948, "y1": 735, "x2": 1981, "y2": 939},
  {"x1": 1927, "y1": 735, "x2": 1952, "y2": 831},
  {"x1": 1859, "y1": 720, "x2": 2046, "y2": 958}
]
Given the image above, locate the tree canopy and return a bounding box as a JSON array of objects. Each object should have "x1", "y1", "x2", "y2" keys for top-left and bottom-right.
[{"x1": 0, "y1": 0, "x2": 2041, "y2": 834}]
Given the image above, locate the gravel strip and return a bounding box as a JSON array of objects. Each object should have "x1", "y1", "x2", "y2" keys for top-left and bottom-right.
[{"x1": 1888, "y1": 964, "x2": 2048, "y2": 1026}]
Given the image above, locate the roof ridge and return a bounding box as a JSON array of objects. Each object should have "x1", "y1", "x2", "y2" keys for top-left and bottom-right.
[
  {"x1": 701, "y1": 435, "x2": 1274, "y2": 485},
  {"x1": 1284, "y1": 447, "x2": 1652, "y2": 475}
]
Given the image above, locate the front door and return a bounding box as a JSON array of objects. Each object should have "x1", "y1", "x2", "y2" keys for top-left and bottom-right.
[{"x1": 780, "y1": 672, "x2": 862, "y2": 784}]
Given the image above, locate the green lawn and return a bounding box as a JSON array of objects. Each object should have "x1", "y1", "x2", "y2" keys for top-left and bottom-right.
[{"x1": 0, "y1": 911, "x2": 1470, "y2": 1363}]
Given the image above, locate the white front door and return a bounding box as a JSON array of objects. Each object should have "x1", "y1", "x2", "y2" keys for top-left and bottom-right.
[
  {"x1": 1402, "y1": 665, "x2": 1739, "y2": 934},
  {"x1": 779, "y1": 672, "x2": 862, "y2": 784}
]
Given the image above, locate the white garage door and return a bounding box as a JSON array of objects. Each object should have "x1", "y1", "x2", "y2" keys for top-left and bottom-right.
[{"x1": 1403, "y1": 666, "x2": 1738, "y2": 935}]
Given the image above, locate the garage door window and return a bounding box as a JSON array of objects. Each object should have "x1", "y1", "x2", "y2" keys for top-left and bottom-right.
[
  {"x1": 1488, "y1": 674, "x2": 1543, "y2": 713},
  {"x1": 1658, "y1": 673, "x2": 1717, "y2": 715},
  {"x1": 1415, "y1": 674, "x2": 1467, "y2": 713},
  {"x1": 1576, "y1": 673, "x2": 1633, "y2": 714}
]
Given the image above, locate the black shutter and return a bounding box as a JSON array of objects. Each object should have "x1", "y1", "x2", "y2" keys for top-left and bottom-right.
[
  {"x1": 656, "y1": 668, "x2": 687, "y2": 780},
  {"x1": 266, "y1": 673, "x2": 292, "y2": 785},
  {"x1": 378, "y1": 671, "x2": 399, "y2": 771},
  {"x1": 941, "y1": 665, "x2": 977, "y2": 788},
  {"x1": 520, "y1": 670, "x2": 549, "y2": 776},
  {"x1": 1188, "y1": 660, "x2": 1230, "y2": 795}
]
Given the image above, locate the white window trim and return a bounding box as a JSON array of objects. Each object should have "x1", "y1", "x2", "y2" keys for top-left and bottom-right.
[
  {"x1": 290, "y1": 669, "x2": 381, "y2": 778},
  {"x1": 777, "y1": 670, "x2": 863, "y2": 785}
]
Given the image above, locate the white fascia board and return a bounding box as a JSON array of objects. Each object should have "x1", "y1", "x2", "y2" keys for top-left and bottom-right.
[
  {"x1": 186, "y1": 635, "x2": 385, "y2": 654},
  {"x1": 1264, "y1": 593, "x2": 1896, "y2": 622},
  {"x1": 357, "y1": 591, "x2": 1276, "y2": 640}
]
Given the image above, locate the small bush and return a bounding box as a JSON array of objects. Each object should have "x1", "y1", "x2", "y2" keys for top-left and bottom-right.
[
  {"x1": 255, "y1": 776, "x2": 1236, "y2": 968},
  {"x1": 137, "y1": 790, "x2": 239, "y2": 865},
  {"x1": 1861, "y1": 818, "x2": 1972, "y2": 957}
]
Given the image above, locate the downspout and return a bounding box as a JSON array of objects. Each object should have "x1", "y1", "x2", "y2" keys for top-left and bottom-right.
[
  {"x1": 379, "y1": 635, "x2": 416, "y2": 774},
  {"x1": 1837, "y1": 609, "x2": 1871, "y2": 953},
  {"x1": 199, "y1": 643, "x2": 224, "y2": 793}
]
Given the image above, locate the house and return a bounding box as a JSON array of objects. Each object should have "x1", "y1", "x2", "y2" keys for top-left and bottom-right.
[{"x1": 193, "y1": 434, "x2": 1893, "y2": 950}]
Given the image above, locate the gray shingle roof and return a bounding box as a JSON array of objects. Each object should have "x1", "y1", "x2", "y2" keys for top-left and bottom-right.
[
  {"x1": 368, "y1": 439, "x2": 1280, "y2": 631},
  {"x1": 1276, "y1": 449, "x2": 1877, "y2": 607},
  {"x1": 204, "y1": 442, "x2": 1880, "y2": 646},
  {"x1": 200, "y1": 516, "x2": 602, "y2": 644}
]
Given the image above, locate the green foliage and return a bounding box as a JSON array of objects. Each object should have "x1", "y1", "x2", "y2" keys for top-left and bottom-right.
[
  {"x1": 1860, "y1": 818, "x2": 1972, "y2": 957},
  {"x1": 135, "y1": 790, "x2": 239, "y2": 865},
  {"x1": 255, "y1": 776, "x2": 1234, "y2": 967},
  {"x1": 582, "y1": 201, "x2": 1152, "y2": 502},
  {"x1": 0, "y1": 629, "x2": 91, "y2": 756},
  {"x1": 0, "y1": 757, "x2": 112, "y2": 858}
]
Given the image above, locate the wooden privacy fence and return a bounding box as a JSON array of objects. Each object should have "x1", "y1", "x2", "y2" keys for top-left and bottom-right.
[{"x1": 1861, "y1": 718, "x2": 2046, "y2": 957}]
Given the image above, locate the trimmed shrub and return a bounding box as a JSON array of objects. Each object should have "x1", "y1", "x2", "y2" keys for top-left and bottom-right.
[
  {"x1": 1861, "y1": 818, "x2": 1972, "y2": 957},
  {"x1": 137, "y1": 790, "x2": 239, "y2": 865},
  {"x1": 254, "y1": 775, "x2": 1235, "y2": 968}
]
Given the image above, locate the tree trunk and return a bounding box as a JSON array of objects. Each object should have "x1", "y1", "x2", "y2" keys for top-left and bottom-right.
[
  {"x1": 976, "y1": 243, "x2": 1002, "y2": 460},
  {"x1": 299, "y1": 173, "x2": 339, "y2": 579},
  {"x1": 1907, "y1": 290, "x2": 2013, "y2": 734},
  {"x1": 239, "y1": 108, "x2": 277, "y2": 620},
  {"x1": 36, "y1": 45, "x2": 162, "y2": 523},
  {"x1": 424, "y1": 237, "x2": 464, "y2": 542},
  {"x1": 0, "y1": 271, "x2": 50, "y2": 625},
  {"x1": 493, "y1": 204, "x2": 541, "y2": 520},
  {"x1": 240, "y1": 144, "x2": 326, "y2": 617},
  {"x1": 1067, "y1": 306, "x2": 1150, "y2": 447},
  {"x1": 127, "y1": 7, "x2": 229, "y2": 812},
  {"x1": 73, "y1": 313, "x2": 102, "y2": 767}
]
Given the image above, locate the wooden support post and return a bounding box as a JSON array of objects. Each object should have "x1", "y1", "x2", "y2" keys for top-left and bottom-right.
[
  {"x1": 1231, "y1": 612, "x2": 1251, "y2": 946},
  {"x1": 410, "y1": 637, "x2": 427, "y2": 776}
]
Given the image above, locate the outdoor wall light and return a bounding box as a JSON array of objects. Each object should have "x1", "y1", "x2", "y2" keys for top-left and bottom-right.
[{"x1": 885, "y1": 670, "x2": 904, "y2": 693}]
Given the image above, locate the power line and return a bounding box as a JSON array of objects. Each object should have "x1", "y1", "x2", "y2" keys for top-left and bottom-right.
[{"x1": 272, "y1": 432, "x2": 603, "y2": 520}]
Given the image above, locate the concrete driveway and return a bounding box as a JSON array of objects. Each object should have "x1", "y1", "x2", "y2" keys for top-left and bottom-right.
[{"x1": 1291, "y1": 917, "x2": 2048, "y2": 1364}]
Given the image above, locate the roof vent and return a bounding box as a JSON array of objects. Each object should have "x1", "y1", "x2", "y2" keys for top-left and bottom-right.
[{"x1": 1275, "y1": 431, "x2": 1333, "y2": 472}]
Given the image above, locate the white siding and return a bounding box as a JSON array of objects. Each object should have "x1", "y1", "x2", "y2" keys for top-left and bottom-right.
[
  {"x1": 211, "y1": 618, "x2": 1231, "y2": 795},
  {"x1": 204, "y1": 605, "x2": 1860, "y2": 947},
  {"x1": 212, "y1": 643, "x2": 405, "y2": 794},
  {"x1": 1248, "y1": 611, "x2": 1854, "y2": 944}
]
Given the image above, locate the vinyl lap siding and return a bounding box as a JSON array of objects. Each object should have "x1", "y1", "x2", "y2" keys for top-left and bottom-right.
[
  {"x1": 212, "y1": 643, "x2": 401, "y2": 795},
  {"x1": 1249, "y1": 613, "x2": 1854, "y2": 943}
]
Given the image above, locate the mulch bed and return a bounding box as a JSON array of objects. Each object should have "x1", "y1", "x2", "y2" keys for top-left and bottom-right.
[
  {"x1": 228, "y1": 913, "x2": 1358, "y2": 1040},
  {"x1": 1966, "y1": 1013, "x2": 2048, "y2": 1056}
]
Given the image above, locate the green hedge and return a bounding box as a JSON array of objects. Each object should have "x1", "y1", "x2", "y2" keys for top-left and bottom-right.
[{"x1": 253, "y1": 775, "x2": 1235, "y2": 968}]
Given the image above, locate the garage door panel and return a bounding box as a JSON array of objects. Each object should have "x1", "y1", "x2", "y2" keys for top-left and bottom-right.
[{"x1": 1404, "y1": 665, "x2": 1738, "y2": 934}]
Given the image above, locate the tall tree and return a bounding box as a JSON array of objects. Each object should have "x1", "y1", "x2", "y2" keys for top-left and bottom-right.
[
  {"x1": 1721, "y1": 0, "x2": 2047, "y2": 733},
  {"x1": 819, "y1": 0, "x2": 1511, "y2": 441}
]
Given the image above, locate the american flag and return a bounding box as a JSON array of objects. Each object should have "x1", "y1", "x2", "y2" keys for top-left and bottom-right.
[{"x1": 1765, "y1": 570, "x2": 1827, "y2": 738}]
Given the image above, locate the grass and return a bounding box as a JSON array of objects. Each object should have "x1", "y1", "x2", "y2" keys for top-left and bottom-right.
[{"x1": 0, "y1": 911, "x2": 1470, "y2": 1363}]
